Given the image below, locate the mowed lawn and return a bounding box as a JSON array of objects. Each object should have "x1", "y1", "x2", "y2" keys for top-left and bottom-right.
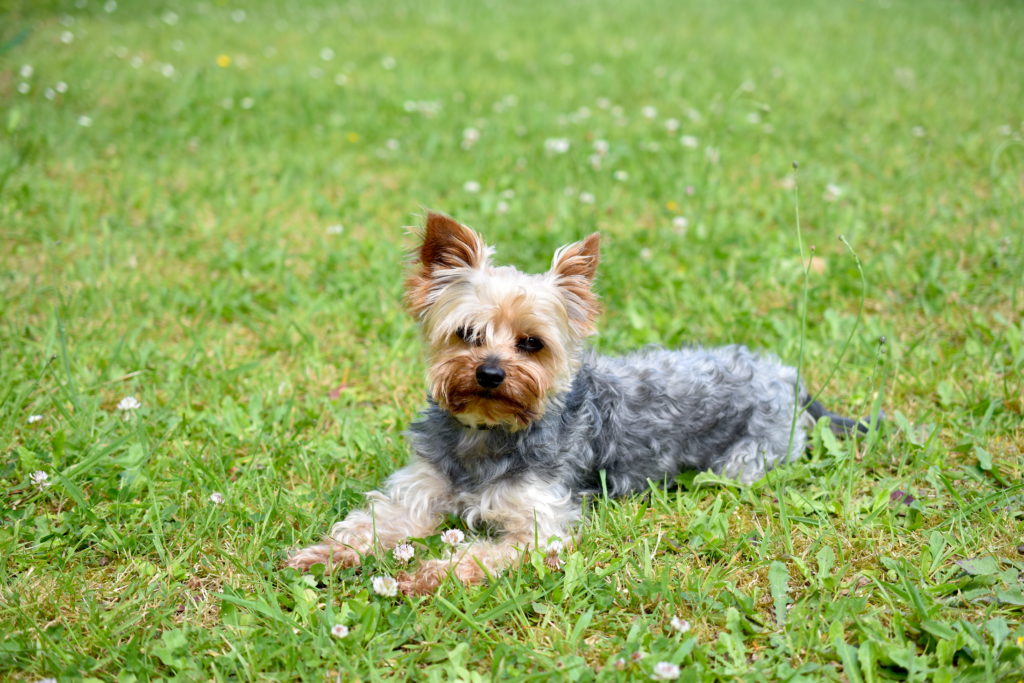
[{"x1": 2, "y1": 0, "x2": 1023, "y2": 679}]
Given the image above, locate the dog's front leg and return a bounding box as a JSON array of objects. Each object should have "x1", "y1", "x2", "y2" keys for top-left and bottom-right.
[
  {"x1": 287, "y1": 459, "x2": 452, "y2": 572},
  {"x1": 399, "y1": 476, "x2": 579, "y2": 594}
]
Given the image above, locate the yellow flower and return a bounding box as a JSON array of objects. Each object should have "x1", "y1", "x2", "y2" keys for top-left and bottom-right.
[
  {"x1": 346, "y1": 132, "x2": 360, "y2": 143},
  {"x1": 216, "y1": 54, "x2": 231, "y2": 68},
  {"x1": 665, "y1": 200, "x2": 679, "y2": 211}
]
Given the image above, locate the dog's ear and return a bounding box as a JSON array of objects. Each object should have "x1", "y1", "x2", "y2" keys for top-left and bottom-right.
[
  {"x1": 406, "y1": 212, "x2": 490, "y2": 317},
  {"x1": 418, "y1": 212, "x2": 489, "y2": 271},
  {"x1": 550, "y1": 233, "x2": 601, "y2": 335},
  {"x1": 551, "y1": 233, "x2": 600, "y2": 282}
]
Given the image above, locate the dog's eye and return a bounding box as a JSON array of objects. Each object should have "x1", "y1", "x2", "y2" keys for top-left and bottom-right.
[
  {"x1": 516, "y1": 336, "x2": 544, "y2": 353},
  {"x1": 455, "y1": 326, "x2": 482, "y2": 346}
]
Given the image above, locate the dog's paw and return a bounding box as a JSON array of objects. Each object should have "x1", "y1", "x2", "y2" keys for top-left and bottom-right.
[
  {"x1": 396, "y1": 569, "x2": 439, "y2": 596},
  {"x1": 396, "y1": 557, "x2": 491, "y2": 595},
  {"x1": 285, "y1": 543, "x2": 360, "y2": 572}
]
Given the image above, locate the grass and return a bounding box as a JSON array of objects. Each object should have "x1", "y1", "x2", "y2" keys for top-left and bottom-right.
[{"x1": 2, "y1": 0, "x2": 1023, "y2": 679}]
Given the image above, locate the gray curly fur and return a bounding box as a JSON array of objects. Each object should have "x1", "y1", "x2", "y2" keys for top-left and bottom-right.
[{"x1": 408, "y1": 344, "x2": 817, "y2": 497}]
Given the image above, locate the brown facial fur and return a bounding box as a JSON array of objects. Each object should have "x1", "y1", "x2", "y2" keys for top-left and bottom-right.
[{"x1": 428, "y1": 348, "x2": 550, "y2": 428}]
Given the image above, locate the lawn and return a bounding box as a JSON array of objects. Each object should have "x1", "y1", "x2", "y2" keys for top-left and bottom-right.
[{"x1": 2, "y1": 0, "x2": 1023, "y2": 680}]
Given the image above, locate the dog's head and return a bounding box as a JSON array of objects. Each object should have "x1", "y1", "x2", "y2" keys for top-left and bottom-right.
[{"x1": 405, "y1": 212, "x2": 600, "y2": 429}]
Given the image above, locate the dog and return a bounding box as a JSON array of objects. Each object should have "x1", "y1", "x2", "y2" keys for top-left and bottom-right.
[{"x1": 287, "y1": 212, "x2": 870, "y2": 594}]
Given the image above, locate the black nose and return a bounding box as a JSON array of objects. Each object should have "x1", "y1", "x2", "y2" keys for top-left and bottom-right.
[{"x1": 475, "y1": 364, "x2": 505, "y2": 389}]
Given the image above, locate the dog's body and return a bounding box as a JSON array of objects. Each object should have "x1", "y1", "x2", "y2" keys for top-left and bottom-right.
[
  {"x1": 411, "y1": 345, "x2": 811, "y2": 499},
  {"x1": 288, "y1": 213, "x2": 862, "y2": 593}
]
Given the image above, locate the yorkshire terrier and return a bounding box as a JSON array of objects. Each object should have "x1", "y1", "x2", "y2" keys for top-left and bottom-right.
[{"x1": 287, "y1": 212, "x2": 870, "y2": 594}]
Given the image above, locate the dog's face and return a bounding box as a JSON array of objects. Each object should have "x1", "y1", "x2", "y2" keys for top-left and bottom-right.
[{"x1": 406, "y1": 213, "x2": 600, "y2": 429}]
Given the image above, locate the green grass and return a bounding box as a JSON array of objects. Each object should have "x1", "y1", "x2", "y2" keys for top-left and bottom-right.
[{"x1": 2, "y1": 0, "x2": 1023, "y2": 679}]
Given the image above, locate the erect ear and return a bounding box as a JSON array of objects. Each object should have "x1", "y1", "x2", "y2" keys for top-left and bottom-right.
[
  {"x1": 551, "y1": 233, "x2": 600, "y2": 281},
  {"x1": 418, "y1": 212, "x2": 489, "y2": 271},
  {"x1": 405, "y1": 212, "x2": 490, "y2": 317},
  {"x1": 549, "y1": 233, "x2": 601, "y2": 336}
]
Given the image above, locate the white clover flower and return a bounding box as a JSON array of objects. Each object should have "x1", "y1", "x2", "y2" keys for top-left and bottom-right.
[
  {"x1": 381, "y1": 56, "x2": 396, "y2": 70},
  {"x1": 496, "y1": 200, "x2": 510, "y2": 215},
  {"x1": 679, "y1": 135, "x2": 698, "y2": 149},
  {"x1": 160, "y1": 64, "x2": 175, "y2": 78},
  {"x1": 614, "y1": 170, "x2": 629, "y2": 182},
  {"x1": 31, "y1": 471, "x2": 52, "y2": 488},
  {"x1": 326, "y1": 224, "x2": 344, "y2": 235},
  {"x1": 393, "y1": 543, "x2": 415, "y2": 564},
  {"x1": 28, "y1": 414, "x2": 44, "y2": 424},
  {"x1": 704, "y1": 146, "x2": 720, "y2": 164},
  {"x1": 117, "y1": 396, "x2": 140, "y2": 411},
  {"x1": 240, "y1": 97, "x2": 254, "y2": 110},
  {"x1": 461, "y1": 128, "x2": 480, "y2": 149},
  {"x1": 104, "y1": 0, "x2": 117, "y2": 12},
  {"x1": 334, "y1": 73, "x2": 349, "y2": 86},
  {"x1": 588, "y1": 154, "x2": 602, "y2": 170},
  {"x1": 740, "y1": 79, "x2": 756, "y2": 92},
  {"x1": 911, "y1": 126, "x2": 926, "y2": 138},
  {"x1": 331, "y1": 623, "x2": 349, "y2": 638},
  {"x1": 664, "y1": 118, "x2": 680, "y2": 132},
  {"x1": 162, "y1": 11, "x2": 178, "y2": 25},
  {"x1": 544, "y1": 138, "x2": 570, "y2": 154},
  {"x1": 579, "y1": 192, "x2": 595, "y2": 205},
  {"x1": 371, "y1": 575, "x2": 398, "y2": 597},
  {"x1": 823, "y1": 183, "x2": 843, "y2": 202},
  {"x1": 60, "y1": 31, "x2": 74, "y2": 44},
  {"x1": 640, "y1": 248, "x2": 653, "y2": 261},
  {"x1": 17, "y1": 83, "x2": 30, "y2": 94},
  {"x1": 651, "y1": 661, "x2": 681, "y2": 680},
  {"x1": 672, "y1": 216, "x2": 689, "y2": 231},
  {"x1": 385, "y1": 138, "x2": 399, "y2": 151},
  {"x1": 545, "y1": 538, "x2": 564, "y2": 554},
  {"x1": 320, "y1": 47, "x2": 335, "y2": 61},
  {"x1": 596, "y1": 97, "x2": 611, "y2": 109},
  {"x1": 231, "y1": 9, "x2": 247, "y2": 23},
  {"x1": 670, "y1": 616, "x2": 691, "y2": 632},
  {"x1": 20, "y1": 64, "x2": 34, "y2": 78},
  {"x1": 440, "y1": 529, "x2": 465, "y2": 546},
  {"x1": 44, "y1": 88, "x2": 56, "y2": 100},
  {"x1": 463, "y1": 180, "x2": 481, "y2": 193},
  {"x1": 746, "y1": 112, "x2": 761, "y2": 124},
  {"x1": 592, "y1": 139, "x2": 609, "y2": 155},
  {"x1": 642, "y1": 105, "x2": 657, "y2": 119},
  {"x1": 209, "y1": 492, "x2": 224, "y2": 504}
]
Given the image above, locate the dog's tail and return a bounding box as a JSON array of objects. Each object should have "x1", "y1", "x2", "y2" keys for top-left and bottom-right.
[{"x1": 802, "y1": 397, "x2": 883, "y2": 436}]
